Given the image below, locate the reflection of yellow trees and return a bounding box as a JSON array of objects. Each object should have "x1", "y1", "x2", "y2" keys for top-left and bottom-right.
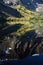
[
  {"x1": 7, "y1": 5, "x2": 43, "y2": 36},
  {"x1": 16, "y1": 25, "x2": 34, "y2": 36},
  {"x1": 7, "y1": 21, "x2": 31, "y2": 25},
  {"x1": 16, "y1": 4, "x2": 34, "y2": 17},
  {"x1": 7, "y1": 16, "x2": 34, "y2": 36},
  {"x1": 7, "y1": 4, "x2": 34, "y2": 22},
  {"x1": 7, "y1": 17, "x2": 31, "y2": 21}
]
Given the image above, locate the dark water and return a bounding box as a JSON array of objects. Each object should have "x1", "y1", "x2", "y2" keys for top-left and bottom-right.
[
  {"x1": 0, "y1": 54, "x2": 43, "y2": 65},
  {"x1": 0, "y1": 3, "x2": 22, "y2": 17},
  {"x1": 21, "y1": 0, "x2": 43, "y2": 10}
]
